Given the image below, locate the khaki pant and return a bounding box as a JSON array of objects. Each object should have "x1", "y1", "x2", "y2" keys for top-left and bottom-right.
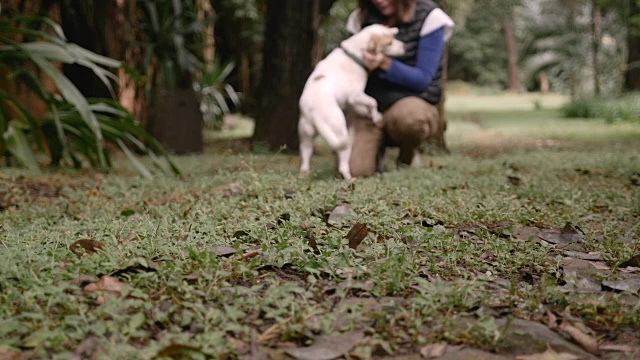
[{"x1": 349, "y1": 96, "x2": 441, "y2": 177}]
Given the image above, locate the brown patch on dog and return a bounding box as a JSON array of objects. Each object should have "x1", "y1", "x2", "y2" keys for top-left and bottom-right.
[
  {"x1": 312, "y1": 74, "x2": 326, "y2": 82},
  {"x1": 368, "y1": 34, "x2": 395, "y2": 54}
]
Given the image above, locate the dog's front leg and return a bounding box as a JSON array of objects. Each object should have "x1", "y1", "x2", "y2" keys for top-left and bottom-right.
[{"x1": 348, "y1": 93, "x2": 383, "y2": 126}]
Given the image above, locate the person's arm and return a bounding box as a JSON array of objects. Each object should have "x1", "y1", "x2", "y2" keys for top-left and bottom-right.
[{"x1": 377, "y1": 27, "x2": 445, "y2": 93}]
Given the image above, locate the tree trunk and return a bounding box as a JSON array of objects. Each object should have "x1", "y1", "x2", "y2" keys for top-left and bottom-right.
[
  {"x1": 591, "y1": 0, "x2": 601, "y2": 96},
  {"x1": 626, "y1": 0, "x2": 640, "y2": 91},
  {"x1": 502, "y1": 18, "x2": 520, "y2": 93},
  {"x1": 148, "y1": 75, "x2": 203, "y2": 155},
  {"x1": 252, "y1": 0, "x2": 336, "y2": 151},
  {"x1": 60, "y1": 1, "x2": 112, "y2": 99}
]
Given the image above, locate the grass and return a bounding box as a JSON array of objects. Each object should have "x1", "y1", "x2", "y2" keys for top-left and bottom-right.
[
  {"x1": 562, "y1": 93, "x2": 640, "y2": 123},
  {"x1": 1, "y1": 92, "x2": 640, "y2": 359}
]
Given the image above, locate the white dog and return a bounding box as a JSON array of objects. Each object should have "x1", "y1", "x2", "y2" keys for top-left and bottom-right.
[{"x1": 298, "y1": 25, "x2": 405, "y2": 180}]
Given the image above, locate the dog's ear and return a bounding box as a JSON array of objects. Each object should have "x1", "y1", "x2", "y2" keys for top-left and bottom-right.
[
  {"x1": 367, "y1": 35, "x2": 381, "y2": 53},
  {"x1": 389, "y1": 27, "x2": 399, "y2": 35}
]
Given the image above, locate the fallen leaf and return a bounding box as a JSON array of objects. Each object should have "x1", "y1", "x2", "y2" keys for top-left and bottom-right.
[
  {"x1": 305, "y1": 231, "x2": 321, "y2": 255},
  {"x1": 558, "y1": 320, "x2": 600, "y2": 355},
  {"x1": 0, "y1": 347, "x2": 21, "y2": 360},
  {"x1": 337, "y1": 279, "x2": 374, "y2": 292},
  {"x1": 588, "y1": 261, "x2": 610, "y2": 271},
  {"x1": 563, "y1": 251, "x2": 603, "y2": 261},
  {"x1": 620, "y1": 254, "x2": 640, "y2": 268},
  {"x1": 327, "y1": 205, "x2": 351, "y2": 225},
  {"x1": 285, "y1": 331, "x2": 364, "y2": 360},
  {"x1": 602, "y1": 279, "x2": 640, "y2": 294},
  {"x1": 599, "y1": 343, "x2": 635, "y2": 352},
  {"x1": 69, "y1": 239, "x2": 104, "y2": 258},
  {"x1": 419, "y1": 342, "x2": 447, "y2": 359},
  {"x1": 83, "y1": 276, "x2": 127, "y2": 304},
  {"x1": 619, "y1": 266, "x2": 640, "y2": 274},
  {"x1": 507, "y1": 175, "x2": 522, "y2": 186},
  {"x1": 539, "y1": 223, "x2": 586, "y2": 246},
  {"x1": 212, "y1": 246, "x2": 237, "y2": 257},
  {"x1": 184, "y1": 272, "x2": 200, "y2": 281},
  {"x1": 346, "y1": 223, "x2": 369, "y2": 250},
  {"x1": 120, "y1": 230, "x2": 136, "y2": 245},
  {"x1": 216, "y1": 182, "x2": 244, "y2": 196},
  {"x1": 73, "y1": 336, "x2": 103, "y2": 360},
  {"x1": 515, "y1": 346, "x2": 580, "y2": 360}
]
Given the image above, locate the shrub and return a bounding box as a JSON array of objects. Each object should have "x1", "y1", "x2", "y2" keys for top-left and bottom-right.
[{"x1": 562, "y1": 94, "x2": 640, "y2": 123}]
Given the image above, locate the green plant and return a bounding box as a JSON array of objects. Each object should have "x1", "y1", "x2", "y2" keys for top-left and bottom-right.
[
  {"x1": 562, "y1": 93, "x2": 640, "y2": 122},
  {"x1": 139, "y1": 0, "x2": 207, "y2": 90},
  {"x1": 196, "y1": 59, "x2": 241, "y2": 130},
  {"x1": 0, "y1": 15, "x2": 179, "y2": 176}
]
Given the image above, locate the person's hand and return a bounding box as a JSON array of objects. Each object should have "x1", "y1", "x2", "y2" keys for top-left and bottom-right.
[{"x1": 362, "y1": 50, "x2": 392, "y2": 72}]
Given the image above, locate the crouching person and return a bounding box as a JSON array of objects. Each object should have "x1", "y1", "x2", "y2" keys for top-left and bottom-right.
[{"x1": 346, "y1": 0, "x2": 455, "y2": 177}]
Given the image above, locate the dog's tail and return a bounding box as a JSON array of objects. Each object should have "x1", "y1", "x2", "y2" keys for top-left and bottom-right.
[{"x1": 313, "y1": 107, "x2": 350, "y2": 151}]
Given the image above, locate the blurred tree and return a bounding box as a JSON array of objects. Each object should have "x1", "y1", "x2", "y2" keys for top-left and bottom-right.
[
  {"x1": 626, "y1": 0, "x2": 640, "y2": 89},
  {"x1": 214, "y1": 0, "x2": 265, "y2": 104},
  {"x1": 252, "y1": 0, "x2": 336, "y2": 151},
  {"x1": 448, "y1": 1, "x2": 510, "y2": 88}
]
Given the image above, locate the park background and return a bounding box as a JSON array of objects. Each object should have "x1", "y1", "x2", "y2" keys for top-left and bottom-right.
[{"x1": 1, "y1": 1, "x2": 640, "y2": 359}]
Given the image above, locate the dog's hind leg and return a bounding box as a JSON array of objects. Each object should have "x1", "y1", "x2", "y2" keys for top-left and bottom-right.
[
  {"x1": 336, "y1": 144, "x2": 352, "y2": 180},
  {"x1": 298, "y1": 117, "x2": 316, "y2": 176}
]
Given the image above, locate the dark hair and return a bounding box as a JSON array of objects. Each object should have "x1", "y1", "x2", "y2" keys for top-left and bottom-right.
[{"x1": 358, "y1": 0, "x2": 417, "y2": 24}]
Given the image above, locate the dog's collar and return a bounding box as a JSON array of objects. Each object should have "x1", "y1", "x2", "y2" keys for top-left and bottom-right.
[{"x1": 339, "y1": 45, "x2": 367, "y2": 69}]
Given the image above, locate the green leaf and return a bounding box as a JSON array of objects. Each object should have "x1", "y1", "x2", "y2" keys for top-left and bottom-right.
[
  {"x1": 117, "y1": 139, "x2": 152, "y2": 179},
  {"x1": 28, "y1": 53, "x2": 108, "y2": 170},
  {"x1": 3, "y1": 122, "x2": 39, "y2": 170}
]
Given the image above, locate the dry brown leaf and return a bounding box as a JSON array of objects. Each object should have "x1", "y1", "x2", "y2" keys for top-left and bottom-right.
[
  {"x1": 588, "y1": 261, "x2": 610, "y2": 271},
  {"x1": 120, "y1": 230, "x2": 136, "y2": 245},
  {"x1": 558, "y1": 320, "x2": 600, "y2": 355},
  {"x1": 215, "y1": 183, "x2": 244, "y2": 197},
  {"x1": 346, "y1": 223, "x2": 369, "y2": 250},
  {"x1": 599, "y1": 343, "x2": 635, "y2": 352},
  {"x1": 69, "y1": 239, "x2": 104, "y2": 258},
  {"x1": 83, "y1": 276, "x2": 127, "y2": 304},
  {"x1": 285, "y1": 331, "x2": 364, "y2": 360},
  {"x1": 0, "y1": 347, "x2": 22, "y2": 360},
  {"x1": 515, "y1": 346, "x2": 580, "y2": 360},
  {"x1": 225, "y1": 249, "x2": 262, "y2": 265},
  {"x1": 419, "y1": 342, "x2": 447, "y2": 359},
  {"x1": 153, "y1": 344, "x2": 204, "y2": 358}
]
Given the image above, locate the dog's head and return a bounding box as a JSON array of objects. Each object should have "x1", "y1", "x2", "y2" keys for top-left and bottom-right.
[{"x1": 363, "y1": 25, "x2": 405, "y2": 57}]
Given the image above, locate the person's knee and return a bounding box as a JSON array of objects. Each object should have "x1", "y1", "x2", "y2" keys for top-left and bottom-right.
[
  {"x1": 384, "y1": 97, "x2": 439, "y2": 144},
  {"x1": 348, "y1": 114, "x2": 383, "y2": 178}
]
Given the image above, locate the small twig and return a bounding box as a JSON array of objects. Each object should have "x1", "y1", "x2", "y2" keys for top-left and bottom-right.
[
  {"x1": 225, "y1": 249, "x2": 262, "y2": 265},
  {"x1": 257, "y1": 321, "x2": 285, "y2": 343}
]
